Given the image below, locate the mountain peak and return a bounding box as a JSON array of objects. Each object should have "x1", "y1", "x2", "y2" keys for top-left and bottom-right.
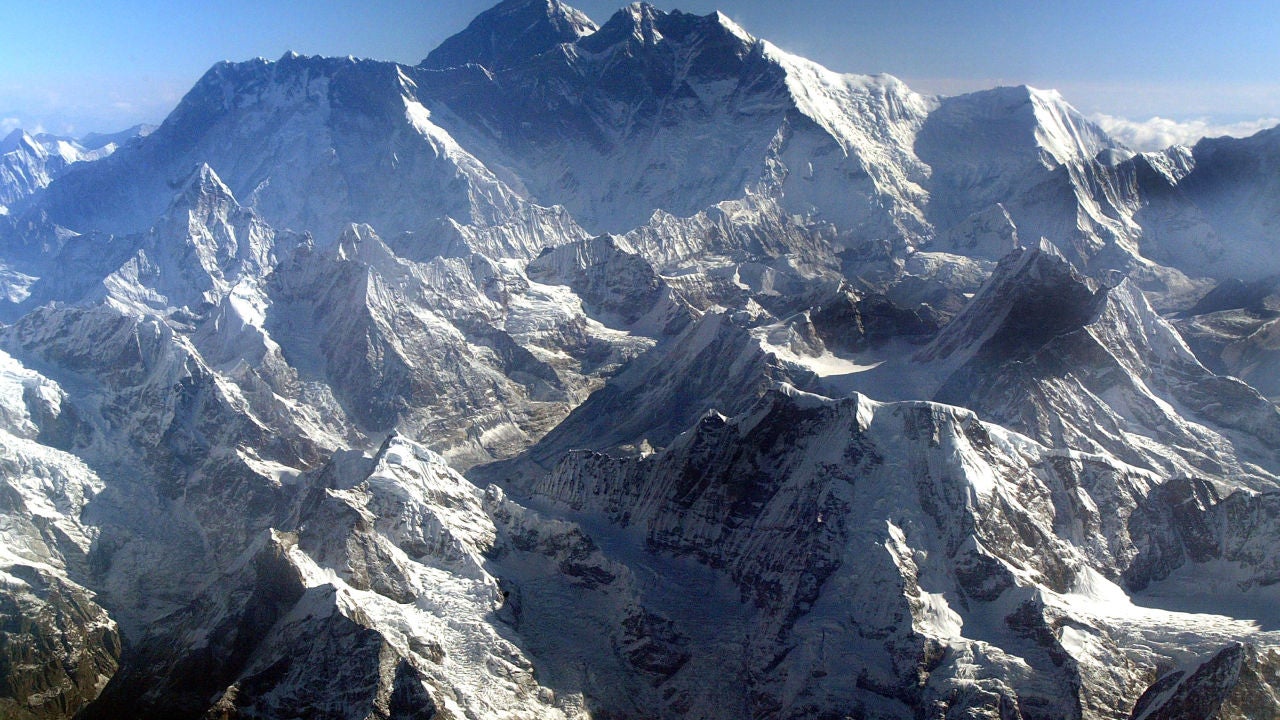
[
  {"x1": 77, "y1": 123, "x2": 156, "y2": 153},
  {"x1": 1020, "y1": 85, "x2": 1119, "y2": 161},
  {"x1": 160, "y1": 162, "x2": 245, "y2": 240},
  {"x1": 709, "y1": 10, "x2": 753, "y2": 43},
  {"x1": 0, "y1": 129, "x2": 41, "y2": 157},
  {"x1": 0, "y1": 129, "x2": 25, "y2": 153},
  {"x1": 581, "y1": 3, "x2": 754, "y2": 52},
  {"x1": 621, "y1": 1, "x2": 661, "y2": 22},
  {"x1": 175, "y1": 162, "x2": 234, "y2": 205},
  {"x1": 420, "y1": 0, "x2": 598, "y2": 70},
  {"x1": 581, "y1": 3, "x2": 664, "y2": 48},
  {"x1": 917, "y1": 242, "x2": 1102, "y2": 365}
]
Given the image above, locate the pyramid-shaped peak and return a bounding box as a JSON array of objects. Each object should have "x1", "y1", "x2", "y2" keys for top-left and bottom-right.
[
  {"x1": 176, "y1": 163, "x2": 234, "y2": 202},
  {"x1": 0, "y1": 128, "x2": 41, "y2": 156},
  {"x1": 162, "y1": 163, "x2": 242, "y2": 226},
  {"x1": 918, "y1": 242, "x2": 1103, "y2": 365},
  {"x1": 421, "y1": 0, "x2": 598, "y2": 70},
  {"x1": 334, "y1": 222, "x2": 400, "y2": 271},
  {"x1": 708, "y1": 10, "x2": 754, "y2": 43},
  {"x1": 0, "y1": 128, "x2": 25, "y2": 153}
]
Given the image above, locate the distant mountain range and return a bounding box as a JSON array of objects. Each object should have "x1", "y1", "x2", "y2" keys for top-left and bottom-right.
[{"x1": 2, "y1": 2, "x2": 1279, "y2": 719}]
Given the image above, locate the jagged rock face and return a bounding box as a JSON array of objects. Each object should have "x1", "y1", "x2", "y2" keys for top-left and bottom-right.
[
  {"x1": 526, "y1": 234, "x2": 691, "y2": 334},
  {"x1": 505, "y1": 310, "x2": 798, "y2": 476},
  {"x1": 76, "y1": 437, "x2": 590, "y2": 720},
  {"x1": 417, "y1": 3, "x2": 939, "y2": 244},
  {"x1": 95, "y1": 164, "x2": 279, "y2": 315},
  {"x1": 4, "y1": 1, "x2": 1280, "y2": 719},
  {"x1": 810, "y1": 289, "x2": 941, "y2": 353},
  {"x1": 8, "y1": 3, "x2": 1272, "y2": 284},
  {"x1": 421, "y1": 0, "x2": 598, "y2": 71},
  {"x1": 916, "y1": 86, "x2": 1125, "y2": 268},
  {"x1": 924, "y1": 244, "x2": 1280, "y2": 486},
  {"x1": 7, "y1": 1, "x2": 1229, "y2": 287},
  {"x1": 28, "y1": 55, "x2": 558, "y2": 249},
  {"x1": 0, "y1": 126, "x2": 150, "y2": 213},
  {"x1": 0, "y1": 351, "x2": 119, "y2": 720},
  {"x1": 1122, "y1": 476, "x2": 1280, "y2": 594},
  {"x1": 1173, "y1": 276, "x2": 1280, "y2": 400},
  {"x1": 884, "y1": 250, "x2": 993, "y2": 322},
  {"x1": 0, "y1": 573, "x2": 119, "y2": 720},
  {"x1": 418, "y1": 6, "x2": 794, "y2": 234},
  {"x1": 0, "y1": 131, "x2": 72, "y2": 210},
  {"x1": 1130, "y1": 644, "x2": 1280, "y2": 720},
  {"x1": 0, "y1": 138, "x2": 660, "y2": 716},
  {"x1": 1091, "y1": 128, "x2": 1280, "y2": 283},
  {"x1": 524, "y1": 388, "x2": 1279, "y2": 719},
  {"x1": 267, "y1": 223, "x2": 652, "y2": 467},
  {"x1": 13, "y1": 152, "x2": 647, "y2": 465}
]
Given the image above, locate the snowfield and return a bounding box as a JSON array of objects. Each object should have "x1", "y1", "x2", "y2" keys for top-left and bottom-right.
[{"x1": 2, "y1": 1, "x2": 1280, "y2": 718}]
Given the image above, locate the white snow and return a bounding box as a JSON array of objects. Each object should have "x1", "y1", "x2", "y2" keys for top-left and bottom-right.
[
  {"x1": 756, "y1": 335, "x2": 883, "y2": 377},
  {"x1": 3, "y1": 15, "x2": 1280, "y2": 719}
]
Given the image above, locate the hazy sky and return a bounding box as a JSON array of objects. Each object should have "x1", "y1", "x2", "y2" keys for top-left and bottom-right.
[{"x1": 3, "y1": 0, "x2": 1277, "y2": 149}]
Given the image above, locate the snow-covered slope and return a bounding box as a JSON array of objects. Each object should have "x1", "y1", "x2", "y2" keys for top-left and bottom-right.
[
  {"x1": 1120, "y1": 127, "x2": 1280, "y2": 280},
  {"x1": 0, "y1": 350, "x2": 119, "y2": 720},
  {"x1": 0, "y1": 130, "x2": 75, "y2": 211},
  {"x1": 0, "y1": 141, "x2": 659, "y2": 712},
  {"x1": 421, "y1": 0, "x2": 598, "y2": 71},
  {"x1": 417, "y1": 3, "x2": 937, "y2": 245},
  {"x1": 527, "y1": 387, "x2": 1280, "y2": 717},
  {"x1": 26, "y1": 54, "x2": 584, "y2": 259},
  {"x1": 76, "y1": 435, "x2": 596, "y2": 719},
  {"x1": 920, "y1": 242, "x2": 1280, "y2": 488},
  {"x1": 1174, "y1": 276, "x2": 1280, "y2": 401},
  {"x1": 916, "y1": 86, "x2": 1126, "y2": 265},
  {"x1": 4, "y1": 1, "x2": 1280, "y2": 718},
  {"x1": 0, "y1": 125, "x2": 150, "y2": 212}
]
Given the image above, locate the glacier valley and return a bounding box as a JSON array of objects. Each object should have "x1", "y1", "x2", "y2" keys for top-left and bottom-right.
[{"x1": 2, "y1": 2, "x2": 1280, "y2": 719}]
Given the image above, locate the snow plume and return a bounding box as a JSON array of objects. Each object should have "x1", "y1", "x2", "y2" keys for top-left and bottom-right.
[
  {"x1": 1092, "y1": 113, "x2": 1280, "y2": 151},
  {"x1": 1, "y1": 117, "x2": 21, "y2": 135}
]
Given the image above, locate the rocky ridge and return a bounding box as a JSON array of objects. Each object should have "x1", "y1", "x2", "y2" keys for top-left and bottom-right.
[{"x1": 1, "y1": 1, "x2": 1279, "y2": 718}]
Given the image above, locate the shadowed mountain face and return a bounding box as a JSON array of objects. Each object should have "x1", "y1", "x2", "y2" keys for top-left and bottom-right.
[
  {"x1": 2, "y1": 2, "x2": 1280, "y2": 719},
  {"x1": 421, "y1": 0, "x2": 599, "y2": 71},
  {"x1": 1, "y1": 127, "x2": 153, "y2": 210}
]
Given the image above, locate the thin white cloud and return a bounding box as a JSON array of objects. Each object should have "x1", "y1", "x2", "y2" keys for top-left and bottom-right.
[
  {"x1": 1, "y1": 75, "x2": 187, "y2": 137},
  {"x1": 1, "y1": 117, "x2": 21, "y2": 135},
  {"x1": 1091, "y1": 114, "x2": 1280, "y2": 152}
]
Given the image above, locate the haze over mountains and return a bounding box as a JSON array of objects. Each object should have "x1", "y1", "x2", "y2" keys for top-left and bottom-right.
[{"x1": 2, "y1": 1, "x2": 1280, "y2": 718}]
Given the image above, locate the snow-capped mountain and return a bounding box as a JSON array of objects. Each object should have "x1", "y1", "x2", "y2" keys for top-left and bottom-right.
[
  {"x1": 0, "y1": 125, "x2": 151, "y2": 212},
  {"x1": 3, "y1": 1, "x2": 1280, "y2": 718},
  {"x1": 1116, "y1": 127, "x2": 1280, "y2": 280},
  {"x1": 0, "y1": 130, "x2": 85, "y2": 212},
  {"x1": 531, "y1": 386, "x2": 1280, "y2": 717},
  {"x1": 421, "y1": 0, "x2": 598, "y2": 71},
  {"x1": 2, "y1": 130, "x2": 66, "y2": 210}
]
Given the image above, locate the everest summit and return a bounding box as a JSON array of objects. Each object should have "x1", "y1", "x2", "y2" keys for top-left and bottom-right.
[{"x1": 2, "y1": 2, "x2": 1280, "y2": 719}]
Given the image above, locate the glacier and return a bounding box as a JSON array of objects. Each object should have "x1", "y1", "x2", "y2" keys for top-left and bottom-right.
[{"x1": 2, "y1": 1, "x2": 1280, "y2": 718}]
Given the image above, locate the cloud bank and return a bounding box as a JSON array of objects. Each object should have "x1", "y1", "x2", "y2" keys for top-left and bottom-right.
[{"x1": 1091, "y1": 114, "x2": 1280, "y2": 152}]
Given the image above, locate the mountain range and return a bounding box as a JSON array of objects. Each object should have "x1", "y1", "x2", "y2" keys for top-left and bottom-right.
[{"x1": 2, "y1": 1, "x2": 1279, "y2": 718}]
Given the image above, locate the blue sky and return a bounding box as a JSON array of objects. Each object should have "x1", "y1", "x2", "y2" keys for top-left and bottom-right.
[{"x1": 2, "y1": 1, "x2": 1277, "y2": 148}]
